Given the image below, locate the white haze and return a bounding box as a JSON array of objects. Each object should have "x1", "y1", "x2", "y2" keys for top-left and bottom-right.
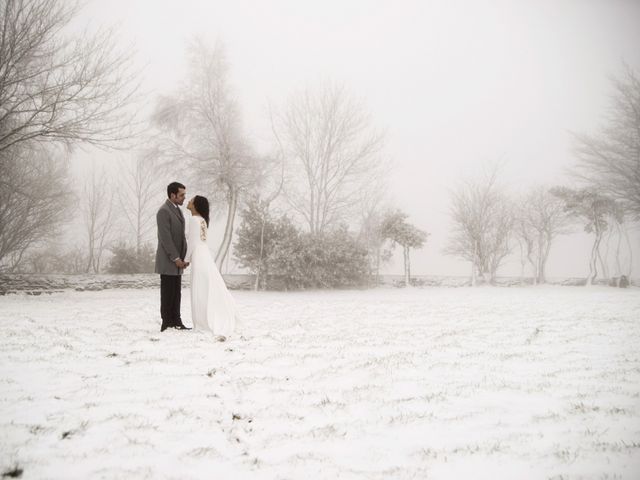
[{"x1": 73, "y1": 0, "x2": 640, "y2": 278}]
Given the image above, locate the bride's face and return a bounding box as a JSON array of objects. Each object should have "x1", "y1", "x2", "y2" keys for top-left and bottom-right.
[{"x1": 187, "y1": 198, "x2": 195, "y2": 214}]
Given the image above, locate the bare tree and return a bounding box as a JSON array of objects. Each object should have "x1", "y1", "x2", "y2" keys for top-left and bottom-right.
[
  {"x1": 515, "y1": 186, "x2": 572, "y2": 284},
  {"x1": 445, "y1": 166, "x2": 514, "y2": 285},
  {"x1": 82, "y1": 166, "x2": 116, "y2": 273},
  {"x1": 0, "y1": 0, "x2": 139, "y2": 268},
  {"x1": 242, "y1": 110, "x2": 295, "y2": 289},
  {"x1": 117, "y1": 155, "x2": 163, "y2": 253},
  {"x1": 252, "y1": 160, "x2": 286, "y2": 290},
  {"x1": 0, "y1": 0, "x2": 139, "y2": 153},
  {"x1": 356, "y1": 176, "x2": 392, "y2": 285},
  {"x1": 380, "y1": 210, "x2": 428, "y2": 286},
  {"x1": 18, "y1": 241, "x2": 86, "y2": 274},
  {"x1": 513, "y1": 198, "x2": 538, "y2": 285},
  {"x1": 232, "y1": 141, "x2": 286, "y2": 290},
  {"x1": 0, "y1": 146, "x2": 71, "y2": 271},
  {"x1": 152, "y1": 39, "x2": 256, "y2": 269},
  {"x1": 573, "y1": 65, "x2": 640, "y2": 222},
  {"x1": 600, "y1": 202, "x2": 634, "y2": 281},
  {"x1": 278, "y1": 83, "x2": 384, "y2": 235},
  {"x1": 551, "y1": 187, "x2": 618, "y2": 286}
]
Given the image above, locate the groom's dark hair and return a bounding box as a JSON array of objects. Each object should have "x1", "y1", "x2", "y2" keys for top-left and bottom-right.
[{"x1": 167, "y1": 182, "x2": 185, "y2": 198}]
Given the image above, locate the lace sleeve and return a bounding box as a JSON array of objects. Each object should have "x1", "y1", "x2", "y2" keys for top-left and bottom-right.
[{"x1": 184, "y1": 217, "x2": 201, "y2": 263}]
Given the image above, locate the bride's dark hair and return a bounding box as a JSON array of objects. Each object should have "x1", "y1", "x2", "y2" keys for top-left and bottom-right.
[{"x1": 193, "y1": 195, "x2": 210, "y2": 227}]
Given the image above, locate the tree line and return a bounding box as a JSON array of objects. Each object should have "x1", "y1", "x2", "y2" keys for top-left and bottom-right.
[
  {"x1": 0, "y1": 0, "x2": 637, "y2": 289},
  {"x1": 445, "y1": 65, "x2": 638, "y2": 287}
]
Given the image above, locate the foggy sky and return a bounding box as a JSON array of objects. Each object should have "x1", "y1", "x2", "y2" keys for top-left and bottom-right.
[{"x1": 76, "y1": 0, "x2": 640, "y2": 277}]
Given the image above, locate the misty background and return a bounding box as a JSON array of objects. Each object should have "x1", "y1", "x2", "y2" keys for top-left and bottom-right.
[{"x1": 3, "y1": 0, "x2": 640, "y2": 282}]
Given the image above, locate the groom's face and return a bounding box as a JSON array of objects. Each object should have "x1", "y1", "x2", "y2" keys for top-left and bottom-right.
[{"x1": 172, "y1": 188, "x2": 186, "y2": 206}]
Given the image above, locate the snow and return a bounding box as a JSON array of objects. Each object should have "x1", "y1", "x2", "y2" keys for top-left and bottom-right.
[{"x1": 1, "y1": 285, "x2": 639, "y2": 479}]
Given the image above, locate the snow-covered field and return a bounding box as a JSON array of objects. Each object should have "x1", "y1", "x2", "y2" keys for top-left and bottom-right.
[{"x1": 1, "y1": 286, "x2": 639, "y2": 479}]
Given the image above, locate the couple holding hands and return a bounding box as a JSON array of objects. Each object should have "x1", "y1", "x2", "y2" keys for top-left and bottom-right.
[{"x1": 155, "y1": 182, "x2": 237, "y2": 340}]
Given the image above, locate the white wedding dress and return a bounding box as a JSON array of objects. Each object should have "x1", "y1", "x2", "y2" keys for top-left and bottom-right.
[{"x1": 185, "y1": 215, "x2": 237, "y2": 337}]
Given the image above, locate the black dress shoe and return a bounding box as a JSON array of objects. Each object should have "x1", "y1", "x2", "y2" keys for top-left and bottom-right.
[{"x1": 174, "y1": 323, "x2": 192, "y2": 330}]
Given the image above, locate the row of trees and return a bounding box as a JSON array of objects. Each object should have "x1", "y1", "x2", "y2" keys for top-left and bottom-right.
[
  {"x1": 233, "y1": 198, "x2": 427, "y2": 289},
  {"x1": 148, "y1": 39, "x2": 394, "y2": 273},
  {"x1": 1, "y1": 0, "x2": 636, "y2": 289},
  {"x1": 446, "y1": 66, "x2": 639, "y2": 286},
  {"x1": 0, "y1": 0, "x2": 139, "y2": 272},
  {"x1": 445, "y1": 168, "x2": 634, "y2": 286},
  {"x1": 142, "y1": 42, "x2": 638, "y2": 289},
  {"x1": 0, "y1": 0, "x2": 413, "y2": 278},
  {"x1": 79, "y1": 157, "x2": 163, "y2": 274},
  {"x1": 0, "y1": 154, "x2": 163, "y2": 275}
]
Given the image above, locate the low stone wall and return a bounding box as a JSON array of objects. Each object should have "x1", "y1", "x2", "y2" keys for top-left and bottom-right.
[
  {"x1": 377, "y1": 275, "x2": 637, "y2": 288},
  {"x1": 0, "y1": 273, "x2": 635, "y2": 296},
  {"x1": 0, "y1": 274, "x2": 253, "y2": 295}
]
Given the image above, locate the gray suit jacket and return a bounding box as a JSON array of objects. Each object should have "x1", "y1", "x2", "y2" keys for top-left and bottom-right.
[{"x1": 155, "y1": 200, "x2": 187, "y2": 276}]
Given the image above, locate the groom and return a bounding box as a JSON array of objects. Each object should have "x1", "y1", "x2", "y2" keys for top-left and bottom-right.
[{"x1": 156, "y1": 182, "x2": 190, "y2": 332}]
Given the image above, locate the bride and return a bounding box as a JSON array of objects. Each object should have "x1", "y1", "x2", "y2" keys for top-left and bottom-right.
[{"x1": 184, "y1": 195, "x2": 237, "y2": 340}]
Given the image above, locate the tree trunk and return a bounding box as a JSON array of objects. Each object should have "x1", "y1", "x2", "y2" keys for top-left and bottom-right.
[
  {"x1": 527, "y1": 250, "x2": 537, "y2": 286},
  {"x1": 136, "y1": 206, "x2": 142, "y2": 255},
  {"x1": 587, "y1": 230, "x2": 602, "y2": 286},
  {"x1": 471, "y1": 242, "x2": 477, "y2": 287},
  {"x1": 623, "y1": 226, "x2": 633, "y2": 277},
  {"x1": 535, "y1": 232, "x2": 544, "y2": 284},
  {"x1": 403, "y1": 245, "x2": 410, "y2": 286},
  {"x1": 215, "y1": 185, "x2": 238, "y2": 270},
  {"x1": 614, "y1": 220, "x2": 622, "y2": 277},
  {"x1": 539, "y1": 236, "x2": 552, "y2": 284},
  {"x1": 597, "y1": 226, "x2": 611, "y2": 281},
  {"x1": 86, "y1": 245, "x2": 94, "y2": 273},
  {"x1": 601, "y1": 227, "x2": 613, "y2": 279},
  {"x1": 255, "y1": 215, "x2": 266, "y2": 291},
  {"x1": 597, "y1": 247, "x2": 608, "y2": 282},
  {"x1": 518, "y1": 241, "x2": 526, "y2": 285},
  {"x1": 86, "y1": 225, "x2": 95, "y2": 274}
]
